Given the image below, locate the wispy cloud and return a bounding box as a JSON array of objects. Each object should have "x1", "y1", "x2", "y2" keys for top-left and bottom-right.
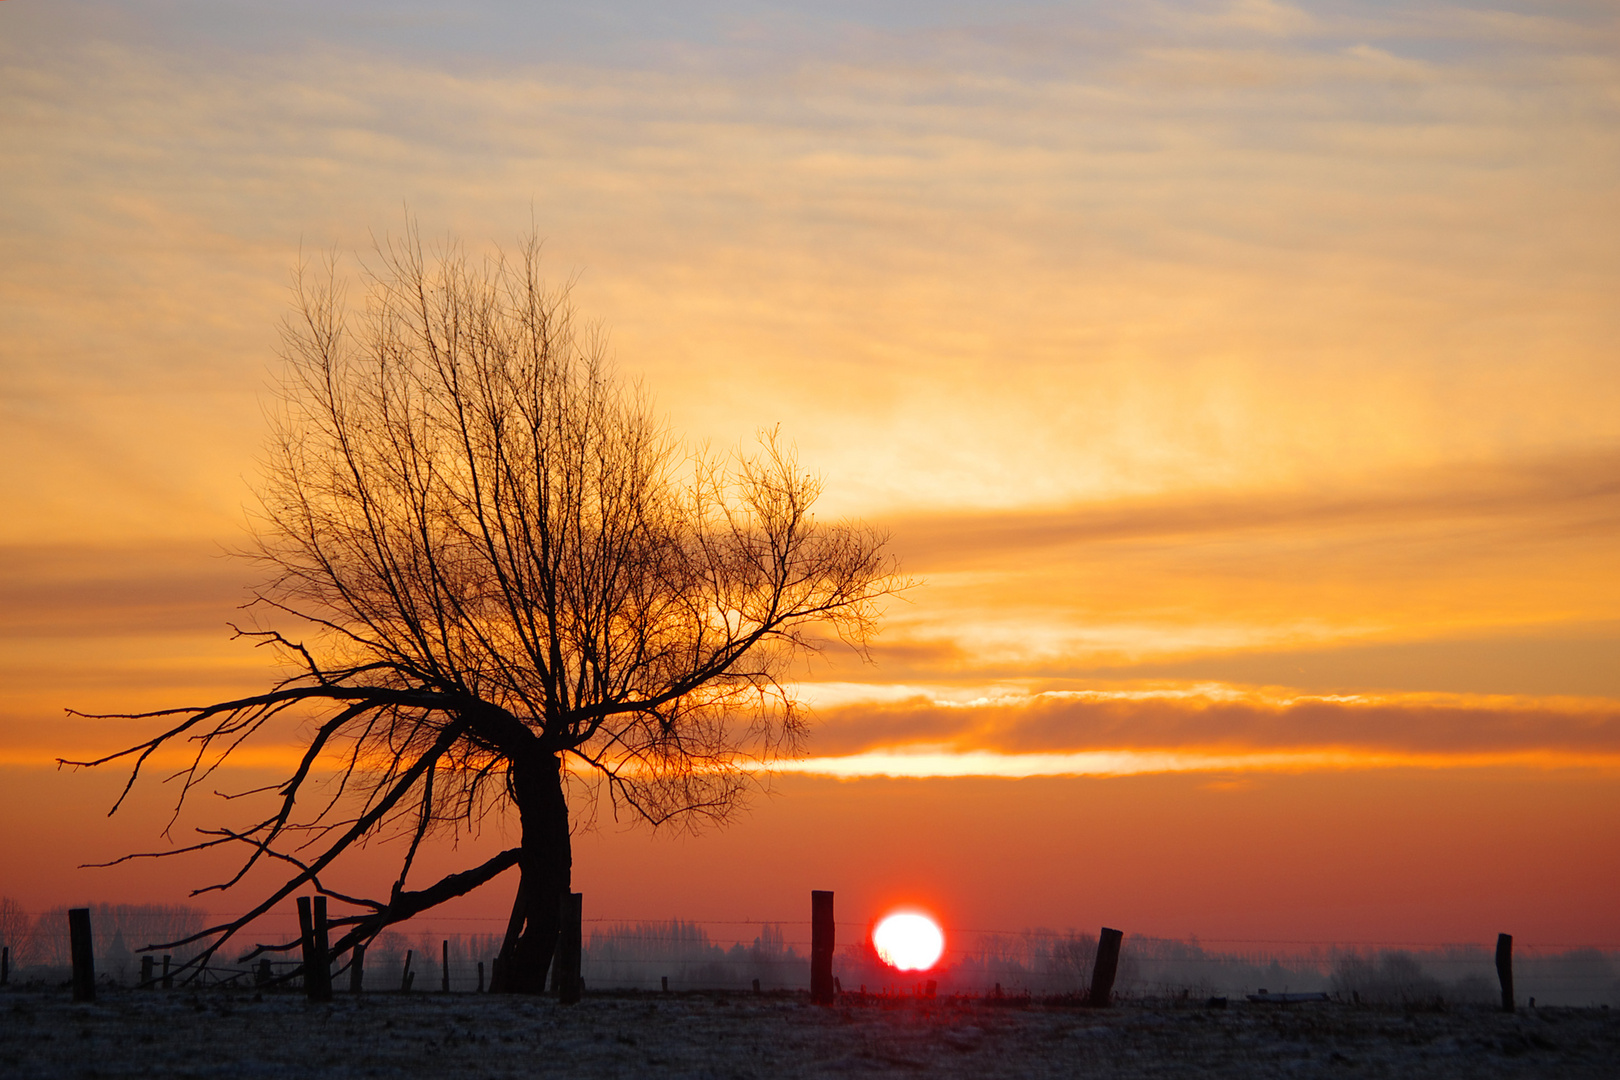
[
  {"x1": 801, "y1": 686, "x2": 1620, "y2": 756},
  {"x1": 2, "y1": 1, "x2": 1617, "y2": 773},
  {"x1": 775, "y1": 745, "x2": 1620, "y2": 779}
]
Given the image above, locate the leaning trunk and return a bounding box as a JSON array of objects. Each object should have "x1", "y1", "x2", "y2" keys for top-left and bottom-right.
[{"x1": 493, "y1": 752, "x2": 571, "y2": 993}]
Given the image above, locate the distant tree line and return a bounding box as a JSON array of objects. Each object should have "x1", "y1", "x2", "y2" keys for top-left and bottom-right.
[{"x1": 0, "y1": 899, "x2": 205, "y2": 981}]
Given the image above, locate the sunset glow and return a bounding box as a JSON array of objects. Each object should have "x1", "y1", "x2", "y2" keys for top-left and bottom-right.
[
  {"x1": 872, "y1": 913, "x2": 945, "y2": 972},
  {"x1": 1, "y1": 0, "x2": 1617, "y2": 951}
]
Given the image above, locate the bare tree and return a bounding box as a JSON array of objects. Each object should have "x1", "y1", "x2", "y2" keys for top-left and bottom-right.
[
  {"x1": 64, "y1": 225, "x2": 904, "y2": 993},
  {"x1": 0, "y1": 897, "x2": 33, "y2": 968}
]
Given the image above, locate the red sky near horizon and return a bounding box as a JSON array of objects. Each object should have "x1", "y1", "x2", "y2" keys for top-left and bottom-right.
[{"x1": 2, "y1": 0, "x2": 1618, "y2": 953}]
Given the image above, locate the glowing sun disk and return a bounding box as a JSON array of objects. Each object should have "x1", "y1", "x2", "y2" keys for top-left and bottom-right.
[{"x1": 873, "y1": 912, "x2": 945, "y2": 971}]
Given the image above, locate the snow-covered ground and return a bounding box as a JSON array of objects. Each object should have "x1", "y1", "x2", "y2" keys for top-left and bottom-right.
[{"x1": 3, "y1": 986, "x2": 1616, "y2": 1078}]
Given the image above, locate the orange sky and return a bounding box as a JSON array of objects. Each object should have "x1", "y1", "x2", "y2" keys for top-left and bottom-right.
[{"x1": 2, "y1": 0, "x2": 1617, "y2": 949}]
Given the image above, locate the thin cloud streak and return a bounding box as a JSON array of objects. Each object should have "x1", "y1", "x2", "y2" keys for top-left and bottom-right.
[
  {"x1": 773, "y1": 746, "x2": 1620, "y2": 780},
  {"x1": 800, "y1": 688, "x2": 1620, "y2": 758}
]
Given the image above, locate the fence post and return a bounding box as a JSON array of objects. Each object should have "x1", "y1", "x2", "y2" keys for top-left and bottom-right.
[
  {"x1": 442, "y1": 940, "x2": 450, "y2": 992},
  {"x1": 161, "y1": 955, "x2": 172, "y2": 989},
  {"x1": 1496, "y1": 933, "x2": 1514, "y2": 1014},
  {"x1": 68, "y1": 908, "x2": 95, "y2": 1002},
  {"x1": 3, "y1": 945, "x2": 11, "y2": 986},
  {"x1": 558, "y1": 892, "x2": 583, "y2": 1005},
  {"x1": 296, "y1": 896, "x2": 333, "y2": 1001},
  {"x1": 350, "y1": 943, "x2": 365, "y2": 993},
  {"x1": 68, "y1": 908, "x2": 96, "y2": 1000},
  {"x1": 661, "y1": 975, "x2": 668, "y2": 993},
  {"x1": 477, "y1": 960, "x2": 485, "y2": 993},
  {"x1": 297, "y1": 897, "x2": 313, "y2": 993},
  {"x1": 140, "y1": 955, "x2": 155, "y2": 988},
  {"x1": 810, "y1": 890, "x2": 835, "y2": 1005},
  {"x1": 1087, "y1": 927, "x2": 1124, "y2": 1008},
  {"x1": 313, "y1": 896, "x2": 333, "y2": 1000},
  {"x1": 401, "y1": 949, "x2": 414, "y2": 992}
]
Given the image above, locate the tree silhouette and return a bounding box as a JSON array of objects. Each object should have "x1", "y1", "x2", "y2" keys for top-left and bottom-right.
[{"x1": 65, "y1": 226, "x2": 903, "y2": 993}]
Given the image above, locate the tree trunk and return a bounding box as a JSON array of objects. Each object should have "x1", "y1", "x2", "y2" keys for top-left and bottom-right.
[{"x1": 493, "y1": 752, "x2": 571, "y2": 993}]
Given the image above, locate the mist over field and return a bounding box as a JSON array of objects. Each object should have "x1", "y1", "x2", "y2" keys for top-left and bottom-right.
[{"x1": 4, "y1": 901, "x2": 1615, "y2": 1008}]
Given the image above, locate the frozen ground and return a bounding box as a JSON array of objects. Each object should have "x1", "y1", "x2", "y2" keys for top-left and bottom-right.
[{"x1": 3, "y1": 986, "x2": 1616, "y2": 1078}]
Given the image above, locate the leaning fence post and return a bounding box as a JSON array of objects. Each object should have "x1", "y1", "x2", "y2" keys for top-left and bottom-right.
[
  {"x1": 442, "y1": 940, "x2": 450, "y2": 992},
  {"x1": 68, "y1": 908, "x2": 96, "y2": 1002},
  {"x1": 558, "y1": 892, "x2": 583, "y2": 1004},
  {"x1": 401, "y1": 949, "x2": 414, "y2": 992},
  {"x1": 810, "y1": 890, "x2": 835, "y2": 1005},
  {"x1": 1088, "y1": 927, "x2": 1124, "y2": 1007},
  {"x1": 1496, "y1": 933, "x2": 1514, "y2": 1013},
  {"x1": 350, "y1": 943, "x2": 365, "y2": 993}
]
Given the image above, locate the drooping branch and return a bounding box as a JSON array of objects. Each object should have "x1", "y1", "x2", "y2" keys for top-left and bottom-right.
[
  {"x1": 131, "y1": 718, "x2": 469, "y2": 982},
  {"x1": 234, "y1": 846, "x2": 522, "y2": 966}
]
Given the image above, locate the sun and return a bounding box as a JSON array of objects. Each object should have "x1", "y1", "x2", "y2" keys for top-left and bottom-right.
[{"x1": 872, "y1": 911, "x2": 946, "y2": 971}]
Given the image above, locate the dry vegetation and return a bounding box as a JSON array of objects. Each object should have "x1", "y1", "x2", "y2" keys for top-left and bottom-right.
[{"x1": 4, "y1": 985, "x2": 1618, "y2": 1079}]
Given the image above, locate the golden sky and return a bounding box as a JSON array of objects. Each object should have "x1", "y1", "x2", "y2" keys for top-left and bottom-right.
[{"x1": 2, "y1": 0, "x2": 1617, "y2": 940}]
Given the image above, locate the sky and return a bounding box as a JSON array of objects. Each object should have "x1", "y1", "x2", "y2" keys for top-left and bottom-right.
[{"x1": 1, "y1": 0, "x2": 1618, "y2": 954}]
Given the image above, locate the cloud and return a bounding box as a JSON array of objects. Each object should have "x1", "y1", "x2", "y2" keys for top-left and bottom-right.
[
  {"x1": 886, "y1": 450, "x2": 1620, "y2": 568},
  {"x1": 774, "y1": 745, "x2": 1620, "y2": 779},
  {"x1": 780, "y1": 686, "x2": 1620, "y2": 775},
  {"x1": 4, "y1": 5, "x2": 1617, "y2": 534},
  {"x1": 0, "y1": 543, "x2": 250, "y2": 638},
  {"x1": 1, "y1": 2, "x2": 1617, "y2": 759}
]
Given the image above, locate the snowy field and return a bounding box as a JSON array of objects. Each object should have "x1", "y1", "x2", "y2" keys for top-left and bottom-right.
[{"x1": 3, "y1": 986, "x2": 1618, "y2": 1079}]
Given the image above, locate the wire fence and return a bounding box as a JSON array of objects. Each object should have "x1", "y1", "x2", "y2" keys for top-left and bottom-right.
[{"x1": 4, "y1": 902, "x2": 1617, "y2": 1005}]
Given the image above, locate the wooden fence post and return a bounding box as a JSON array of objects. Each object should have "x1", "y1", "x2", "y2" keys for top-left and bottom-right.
[
  {"x1": 442, "y1": 940, "x2": 450, "y2": 992},
  {"x1": 68, "y1": 908, "x2": 95, "y2": 1002},
  {"x1": 350, "y1": 943, "x2": 365, "y2": 993},
  {"x1": 2, "y1": 945, "x2": 9, "y2": 986},
  {"x1": 810, "y1": 890, "x2": 835, "y2": 1005},
  {"x1": 477, "y1": 960, "x2": 485, "y2": 993},
  {"x1": 313, "y1": 896, "x2": 332, "y2": 998},
  {"x1": 401, "y1": 949, "x2": 415, "y2": 992},
  {"x1": 161, "y1": 955, "x2": 172, "y2": 989},
  {"x1": 297, "y1": 896, "x2": 313, "y2": 994},
  {"x1": 558, "y1": 892, "x2": 583, "y2": 1005},
  {"x1": 661, "y1": 975, "x2": 668, "y2": 993},
  {"x1": 1496, "y1": 933, "x2": 1514, "y2": 1014},
  {"x1": 1087, "y1": 927, "x2": 1124, "y2": 1008},
  {"x1": 296, "y1": 896, "x2": 333, "y2": 1001},
  {"x1": 140, "y1": 955, "x2": 155, "y2": 988}
]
